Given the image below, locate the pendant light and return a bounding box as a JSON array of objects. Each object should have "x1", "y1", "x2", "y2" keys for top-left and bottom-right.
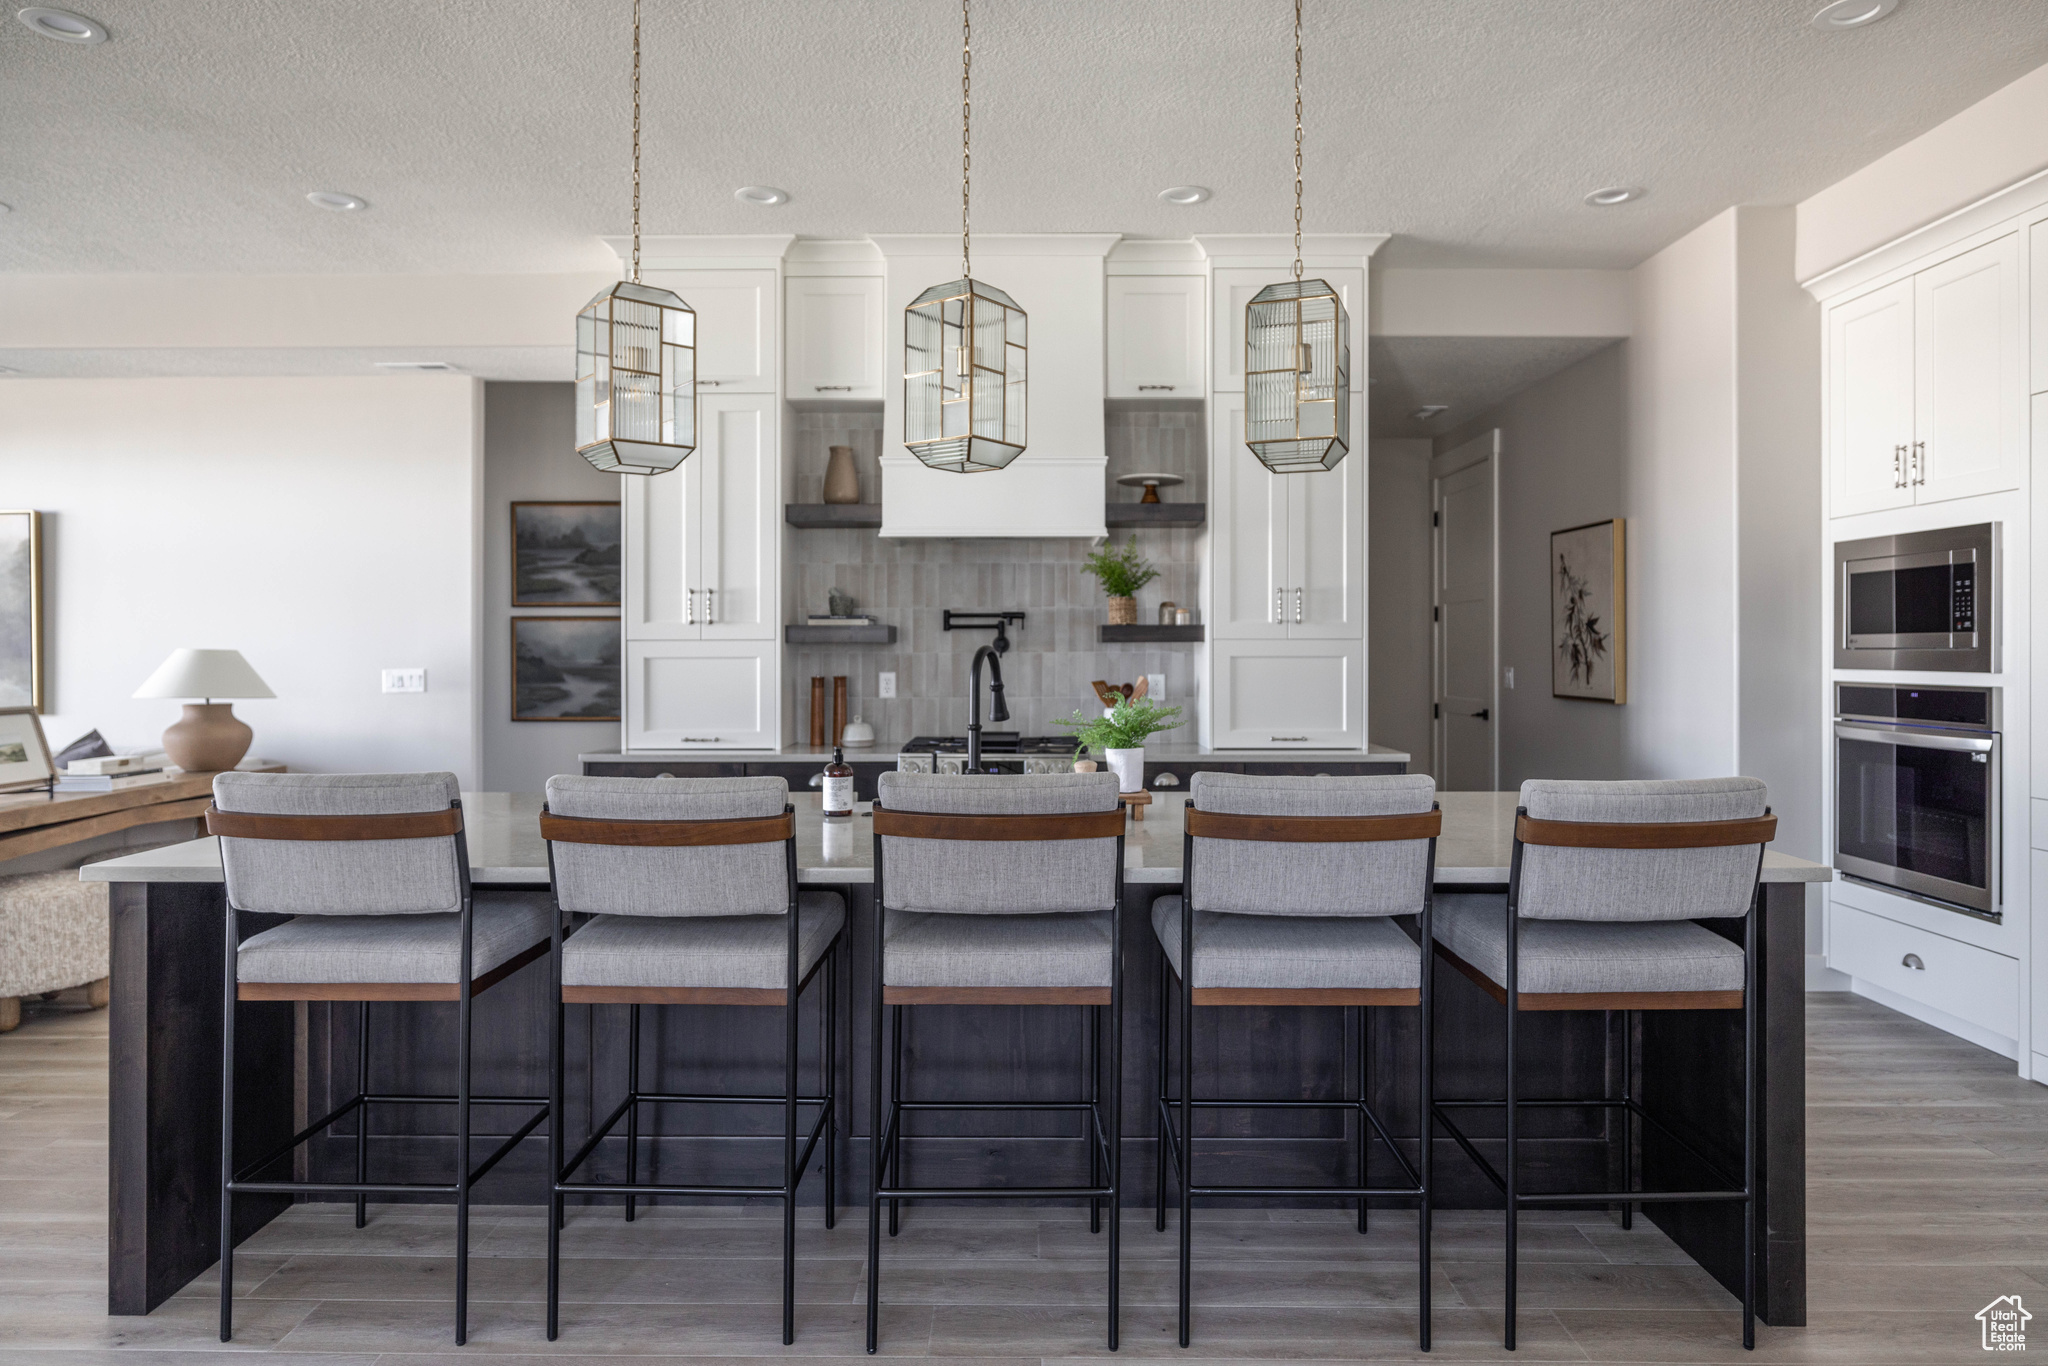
[
  {"x1": 903, "y1": 0, "x2": 1027, "y2": 474},
  {"x1": 1244, "y1": 0, "x2": 1350, "y2": 475},
  {"x1": 576, "y1": 0, "x2": 697, "y2": 475}
]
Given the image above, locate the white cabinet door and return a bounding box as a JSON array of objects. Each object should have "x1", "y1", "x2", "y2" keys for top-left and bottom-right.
[
  {"x1": 622, "y1": 458, "x2": 702, "y2": 640},
  {"x1": 625, "y1": 641, "x2": 778, "y2": 749},
  {"x1": 1914, "y1": 233, "x2": 2023, "y2": 505},
  {"x1": 2032, "y1": 219, "x2": 2048, "y2": 396},
  {"x1": 1106, "y1": 275, "x2": 1204, "y2": 398},
  {"x1": 1207, "y1": 393, "x2": 1288, "y2": 640},
  {"x1": 1287, "y1": 397, "x2": 1365, "y2": 639},
  {"x1": 1211, "y1": 266, "x2": 1363, "y2": 394},
  {"x1": 639, "y1": 268, "x2": 777, "y2": 391},
  {"x1": 1210, "y1": 639, "x2": 1362, "y2": 749},
  {"x1": 787, "y1": 275, "x2": 884, "y2": 400},
  {"x1": 697, "y1": 395, "x2": 778, "y2": 641},
  {"x1": 1828, "y1": 279, "x2": 1915, "y2": 518}
]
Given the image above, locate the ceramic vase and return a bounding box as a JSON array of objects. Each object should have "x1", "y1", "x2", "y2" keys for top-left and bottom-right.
[{"x1": 823, "y1": 446, "x2": 861, "y2": 504}]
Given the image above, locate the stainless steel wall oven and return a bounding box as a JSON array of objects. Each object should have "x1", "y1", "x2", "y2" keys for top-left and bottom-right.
[
  {"x1": 1834, "y1": 683, "x2": 1998, "y2": 921},
  {"x1": 1833, "y1": 523, "x2": 1996, "y2": 672}
]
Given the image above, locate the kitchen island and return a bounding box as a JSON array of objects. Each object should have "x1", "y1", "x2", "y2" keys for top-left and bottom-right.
[{"x1": 87, "y1": 792, "x2": 1825, "y2": 1323}]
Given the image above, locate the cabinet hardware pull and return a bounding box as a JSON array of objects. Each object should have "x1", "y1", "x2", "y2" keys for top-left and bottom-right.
[
  {"x1": 1901, "y1": 952, "x2": 1925, "y2": 970},
  {"x1": 1295, "y1": 587, "x2": 1303, "y2": 623},
  {"x1": 704, "y1": 587, "x2": 715, "y2": 625},
  {"x1": 1275, "y1": 586, "x2": 1284, "y2": 624},
  {"x1": 1894, "y1": 444, "x2": 1906, "y2": 488},
  {"x1": 685, "y1": 588, "x2": 696, "y2": 626},
  {"x1": 1271, "y1": 736, "x2": 1309, "y2": 742},
  {"x1": 681, "y1": 737, "x2": 721, "y2": 743},
  {"x1": 1913, "y1": 440, "x2": 1925, "y2": 485},
  {"x1": 808, "y1": 773, "x2": 824, "y2": 788},
  {"x1": 1152, "y1": 772, "x2": 1180, "y2": 788},
  {"x1": 1137, "y1": 384, "x2": 1176, "y2": 392},
  {"x1": 814, "y1": 385, "x2": 853, "y2": 392},
  {"x1": 701, "y1": 380, "x2": 722, "y2": 387}
]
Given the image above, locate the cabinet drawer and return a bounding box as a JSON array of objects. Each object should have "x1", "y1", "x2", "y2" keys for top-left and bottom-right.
[{"x1": 1830, "y1": 903, "x2": 2017, "y2": 1039}]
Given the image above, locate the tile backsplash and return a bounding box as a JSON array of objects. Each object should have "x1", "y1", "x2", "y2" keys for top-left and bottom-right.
[{"x1": 785, "y1": 407, "x2": 1207, "y2": 742}]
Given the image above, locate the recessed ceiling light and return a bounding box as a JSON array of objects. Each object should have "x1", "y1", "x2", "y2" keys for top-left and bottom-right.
[
  {"x1": 734, "y1": 186, "x2": 790, "y2": 207},
  {"x1": 374, "y1": 360, "x2": 456, "y2": 372},
  {"x1": 1158, "y1": 186, "x2": 1212, "y2": 206},
  {"x1": 16, "y1": 7, "x2": 107, "y2": 43},
  {"x1": 1583, "y1": 186, "x2": 1644, "y2": 207},
  {"x1": 306, "y1": 191, "x2": 367, "y2": 212},
  {"x1": 1812, "y1": 0, "x2": 1897, "y2": 29},
  {"x1": 1412, "y1": 405, "x2": 1450, "y2": 421}
]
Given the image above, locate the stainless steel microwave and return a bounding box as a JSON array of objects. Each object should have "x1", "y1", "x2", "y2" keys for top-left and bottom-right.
[{"x1": 1834, "y1": 523, "x2": 1996, "y2": 672}]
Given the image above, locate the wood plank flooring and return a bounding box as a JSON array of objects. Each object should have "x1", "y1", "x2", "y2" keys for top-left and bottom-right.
[{"x1": 1, "y1": 990, "x2": 2040, "y2": 1363}]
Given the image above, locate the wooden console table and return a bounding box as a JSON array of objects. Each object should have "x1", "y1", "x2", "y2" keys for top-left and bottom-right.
[{"x1": 0, "y1": 770, "x2": 277, "y2": 866}]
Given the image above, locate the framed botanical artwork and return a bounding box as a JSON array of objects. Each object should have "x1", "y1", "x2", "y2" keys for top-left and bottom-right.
[
  {"x1": 512, "y1": 617, "x2": 621, "y2": 722},
  {"x1": 0, "y1": 511, "x2": 43, "y2": 712},
  {"x1": 0, "y1": 707, "x2": 55, "y2": 793},
  {"x1": 1552, "y1": 518, "x2": 1626, "y2": 703},
  {"x1": 512, "y1": 501, "x2": 621, "y2": 607}
]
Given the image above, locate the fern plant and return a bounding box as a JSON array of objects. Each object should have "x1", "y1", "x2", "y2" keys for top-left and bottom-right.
[
  {"x1": 1054, "y1": 693, "x2": 1184, "y2": 755},
  {"x1": 1080, "y1": 536, "x2": 1160, "y2": 599}
]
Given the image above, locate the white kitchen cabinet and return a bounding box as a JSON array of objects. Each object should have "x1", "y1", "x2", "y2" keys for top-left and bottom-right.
[
  {"x1": 623, "y1": 393, "x2": 778, "y2": 642},
  {"x1": 624, "y1": 641, "x2": 778, "y2": 750},
  {"x1": 2032, "y1": 218, "x2": 2047, "y2": 395},
  {"x1": 1209, "y1": 639, "x2": 1364, "y2": 749},
  {"x1": 1827, "y1": 234, "x2": 2023, "y2": 516},
  {"x1": 1210, "y1": 267, "x2": 1363, "y2": 393},
  {"x1": 1106, "y1": 275, "x2": 1205, "y2": 398},
  {"x1": 787, "y1": 274, "x2": 884, "y2": 401},
  {"x1": 638, "y1": 268, "x2": 777, "y2": 391}
]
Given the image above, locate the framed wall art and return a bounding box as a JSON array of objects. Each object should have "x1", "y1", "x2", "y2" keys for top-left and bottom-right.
[
  {"x1": 0, "y1": 707, "x2": 55, "y2": 793},
  {"x1": 1552, "y1": 518, "x2": 1626, "y2": 703},
  {"x1": 512, "y1": 501, "x2": 621, "y2": 607},
  {"x1": 0, "y1": 511, "x2": 43, "y2": 712},
  {"x1": 512, "y1": 617, "x2": 621, "y2": 722}
]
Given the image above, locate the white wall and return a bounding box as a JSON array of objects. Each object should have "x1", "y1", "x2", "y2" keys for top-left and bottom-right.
[
  {"x1": 481, "y1": 382, "x2": 622, "y2": 792},
  {"x1": 1368, "y1": 438, "x2": 1433, "y2": 767},
  {"x1": 0, "y1": 376, "x2": 483, "y2": 782},
  {"x1": 1372, "y1": 269, "x2": 1633, "y2": 338}
]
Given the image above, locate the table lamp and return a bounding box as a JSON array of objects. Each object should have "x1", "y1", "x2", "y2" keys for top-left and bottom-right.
[{"x1": 132, "y1": 648, "x2": 274, "y2": 773}]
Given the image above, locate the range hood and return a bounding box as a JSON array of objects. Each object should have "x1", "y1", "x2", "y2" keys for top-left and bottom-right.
[{"x1": 873, "y1": 235, "x2": 1115, "y2": 539}]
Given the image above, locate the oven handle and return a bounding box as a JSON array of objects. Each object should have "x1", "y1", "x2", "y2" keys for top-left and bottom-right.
[{"x1": 1834, "y1": 722, "x2": 1995, "y2": 753}]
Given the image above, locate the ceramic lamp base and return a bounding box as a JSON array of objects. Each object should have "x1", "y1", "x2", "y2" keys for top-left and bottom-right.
[{"x1": 161, "y1": 703, "x2": 252, "y2": 773}]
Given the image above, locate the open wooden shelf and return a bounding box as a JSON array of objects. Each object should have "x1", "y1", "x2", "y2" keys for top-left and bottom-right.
[
  {"x1": 1105, "y1": 502, "x2": 1205, "y2": 527},
  {"x1": 1099, "y1": 624, "x2": 1205, "y2": 644},
  {"x1": 785, "y1": 504, "x2": 883, "y2": 528},
  {"x1": 785, "y1": 624, "x2": 897, "y2": 645}
]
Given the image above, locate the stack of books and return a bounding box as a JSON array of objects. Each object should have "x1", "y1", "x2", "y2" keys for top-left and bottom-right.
[{"x1": 55, "y1": 762, "x2": 170, "y2": 793}]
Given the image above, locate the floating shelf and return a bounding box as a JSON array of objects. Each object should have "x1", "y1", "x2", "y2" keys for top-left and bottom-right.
[
  {"x1": 1099, "y1": 624, "x2": 1205, "y2": 644},
  {"x1": 785, "y1": 624, "x2": 897, "y2": 645},
  {"x1": 785, "y1": 504, "x2": 882, "y2": 528},
  {"x1": 1105, "y1": 502, "x2": 1205, "y2": 527}
]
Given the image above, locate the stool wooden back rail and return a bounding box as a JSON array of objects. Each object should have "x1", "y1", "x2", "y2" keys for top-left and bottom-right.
[
  {"x1": 867, "y1": 794, "x2": 1128, "y2": 1353},
  {"x1": 539, "y1": 799, "x2": 835, "y2": 1346},
  {"x1": 1436, "y1": 800, "x2": 1776, "y2": 1353},
  {"x1": 1168, "y1": 795, "x2": 1441, "y2": 1350},
  {"x1": 207, "y1": 794, "x2": 547, "y2": 1348}
]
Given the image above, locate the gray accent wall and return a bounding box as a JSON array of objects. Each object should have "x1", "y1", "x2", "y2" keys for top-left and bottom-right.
[{"x1": 1368, "y1": 438, "x2": 1433, "y2": 773}]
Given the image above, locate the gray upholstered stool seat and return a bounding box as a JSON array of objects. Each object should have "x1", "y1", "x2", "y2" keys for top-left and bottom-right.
[
  {"x1": 236, "y1": 892, "x2": 553, "y2": 984},
  {"x1": 1431, "y1": 893, "x2": 1744, "y2": 998},
  {"x1": 564, "y1": 892, "x2": 845, "y2": 990},
  {"x1": 1151, "y1": 897, "x2": 1420, "y2": 991},
  {"x1": 883, "y1": 908, "x2": 1113, "y2": 989}
]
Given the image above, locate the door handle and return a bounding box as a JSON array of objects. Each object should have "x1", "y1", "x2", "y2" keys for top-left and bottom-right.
[
  {"x1": 1475, "y1": 708, "x2": 1490, "y2": 721},
  {"x1": 1894, "y1": 444, "x2": 1906, "y2": 488},
  {"x1": 704, "y1": 587, "x2": 716, "y2": 625},
  {"x1": 1275, "y1": 586, "x2": 1284, "y2": 625},
  {"x1": 1913, "y1": 440, "x2": 1926, "y2": 486},
  {"x1": 685, "y1": 588, "x2": 696, "y2": 626},
  {"x1": 1294, "y1": 587, "x2": 1303, "y2": 623}
]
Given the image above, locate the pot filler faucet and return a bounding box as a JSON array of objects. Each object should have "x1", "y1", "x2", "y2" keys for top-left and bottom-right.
[{"x1": 944, "y1": 610, "x2": 1026, "y2": 774}]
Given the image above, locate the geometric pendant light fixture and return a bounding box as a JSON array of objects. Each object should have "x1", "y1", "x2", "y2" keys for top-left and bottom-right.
[
  {"x1": 903, "y1": 0, "x2": 1028, "y2": 474},
  {"x1": 1244, "y1": 0, "x2": 1350, "y2": 474},
  {"x1": 576, "y1": 0, "x2": 698, "y2": 475}
]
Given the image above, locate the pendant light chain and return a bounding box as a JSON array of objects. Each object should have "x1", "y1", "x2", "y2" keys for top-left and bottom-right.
[
  {"x1": 1292, "y1": 0, "x2": 1303, "y2": 281},
  {"x1": 961, "y1": 0, "x2": 972, "y2": 280},
  {"x1": 630, "y1": 0, "x2": 642, "y2": 284}
]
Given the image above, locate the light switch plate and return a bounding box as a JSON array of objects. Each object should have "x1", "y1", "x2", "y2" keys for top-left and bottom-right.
[
  {"x1": 1503, "y1": 667, "x2": 1515, "y2": 690},
  {"x1": 877, "y1": 671, "x2": 897, "y2": 699},
  {"x1": 382, "y1": 668, "x2": 427, "y2": 694}
]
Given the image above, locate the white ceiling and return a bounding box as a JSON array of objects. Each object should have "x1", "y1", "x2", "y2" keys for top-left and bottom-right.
[
  {"x1": 2, "y1": 1, "x2": 2044, "y2": 276},
  {"x1": 1370, "y1": 335, "x2": 1620, "y2": 438}
]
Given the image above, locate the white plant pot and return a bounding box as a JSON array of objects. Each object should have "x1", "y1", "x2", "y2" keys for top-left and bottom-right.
[{"x1": 1103, "y1": 747, "x2": 1145, "y2": 794}]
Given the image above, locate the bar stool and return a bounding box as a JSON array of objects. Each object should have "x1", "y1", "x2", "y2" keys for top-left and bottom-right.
[
  {"x1": 1429, "y1": 777, "x2": 1776, "y2": 1351},
  {"x1": 867, "y1": 771, "x2": 1126, "y2": 1354},
  {"x1": 539, "y1": 775, "x2": 844, "y2": 1346},
  {"x1": 1154, "y1": 771, "x2": 1440, "y2": 1350},
  {"x1": 209, "y1": 772, "x2": 552, "y2": 1346}
]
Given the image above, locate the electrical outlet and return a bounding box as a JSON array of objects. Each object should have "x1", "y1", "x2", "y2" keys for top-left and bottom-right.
[
  {"x1": 1503, "y1": 666, "x2": 1515, "y2": 690},
  {"x1": 382, "y1": 668, "x2": 426, "y2": 694},
  {"x1": 1145, "y1": 673, "x2": 1167, "y2": 702},
  {"x1": 877, "y1": 671, "x2": 897, "y2": 699}
]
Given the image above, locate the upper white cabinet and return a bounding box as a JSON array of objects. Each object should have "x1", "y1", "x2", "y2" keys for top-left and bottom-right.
[
  {"x1": 2031, "y1": 218, "x2": 2048, "y2": 395},
  {"x1": 638, "y1": 268, "x2": 777, "y2": 391},
  {"x1": 1828, "y1": 234, "x2": 2024, "y2": 516},
  {"x1": 1106, "y1": 275, "x2": 1205, "y2": 398},
  {"x1": 623, "y1": 393, "x2": 778, "y2": 642},
  {"x1": 1211, "y1": 267, "x2": 1363, "y2": 393},
  {"x1": 787, "y1": 274, "x2": 885, "y2": 401}
]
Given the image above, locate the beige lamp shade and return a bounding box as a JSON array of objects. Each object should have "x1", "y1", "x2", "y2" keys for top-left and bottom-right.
[
  {"x1": 133, "y1": 650, "x2": 271, "y2": 774},
  {"x1": 133, "y1": 649, "x2": 274, "y2": 701}
]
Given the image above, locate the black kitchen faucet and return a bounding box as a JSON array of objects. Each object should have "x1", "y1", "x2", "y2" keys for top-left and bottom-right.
[{"x1": 944, "y1": 611, "x2": 1026, "y2": 774}]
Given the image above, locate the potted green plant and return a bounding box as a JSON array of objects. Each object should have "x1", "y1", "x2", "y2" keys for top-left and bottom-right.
[
  {"x1": 1055, "y1": 693, "x2": 1184, "y2": 793},
  {"x1": 1081, "y1": 536, "x2": 1160, "y2": 626}
]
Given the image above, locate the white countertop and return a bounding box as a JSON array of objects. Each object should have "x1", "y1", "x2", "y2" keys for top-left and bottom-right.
[
  {"x1": 80, "y1": 790, "x2": 1831, "y2": 889},
  {"x1": 582, "y1": 742, "x2": 1415, "y2": 766}
]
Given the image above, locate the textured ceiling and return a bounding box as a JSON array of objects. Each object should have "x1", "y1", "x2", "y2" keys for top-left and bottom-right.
[
  {"x1": 2, "y1": 1, "x2": 2045, "y2": 275},
  {"x1": 1370, "y1": 335, "x2": 1620, "y2": 438}
]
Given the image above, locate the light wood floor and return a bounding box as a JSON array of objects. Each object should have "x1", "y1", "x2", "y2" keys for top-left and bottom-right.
[{"x1": 0, "y1": 991, "x2": 2039, "y2": 1363}]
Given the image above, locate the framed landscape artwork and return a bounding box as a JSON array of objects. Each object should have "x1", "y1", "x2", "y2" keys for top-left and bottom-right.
[
  {"x1": 0, "y1": 707, "x2": 54, "y2": 792},
  {"x1": 0, "y1": 511, "x2": 43, "y2": 712},
  {"x1": 512, "y1": 501, "x2": 621, "y2": 606},
  {"x1": 1552, "y1": 518, "x2": 1626, "y2": 703},
  {"x1": 512, "y1": 617, "x2": 621, "y2": 722}
]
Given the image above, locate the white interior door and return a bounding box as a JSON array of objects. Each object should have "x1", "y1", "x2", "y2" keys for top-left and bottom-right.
[
  {"x1": 1207, "y1": 393, "x2": 1289, "y2": 639},
  {"x1": 1829, "y1": 279, "x2": 1916, "y2": 518},
  {"x1": 1913, "y1": 233, "x2": 2022, "y2": 505},
  {"x1": 697, "y1": 394, "x2": 777, "y2": 641},
  {"x1": 1434, "y1": 433, "x2": 1497, "y2": 791},
  {"x1": 623, "y1": 458, "x2": 701, "y2": 641}
]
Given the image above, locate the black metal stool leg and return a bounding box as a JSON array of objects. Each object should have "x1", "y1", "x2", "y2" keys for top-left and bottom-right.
[
  {"x1": 1089, "y1": 1002, "x2": 1103, "y2": 1235},
  {"x1": 888, "y1": 1002, "x2": 904, "y2": 1237},
  {"x1": 218, "y1": 907, "x2": 238, "y2": 1343},
  {"x1": 1622, "y1": 1007, "x2": 1635, "y2": 1231},
  {"x1": 1504, "y1": 919, "x2": 1519, "y2": 1353},
  {"x1": 783, "y1": 953, "x2": 800, "y2": 1345},
  {"x1": 624, "y1": 1003, "x2": 641, "y2": 1222},
  {"x1": 824, "y1": 941, "x2": 838, "y2": 1230},
  {"x1": 455, "y1": 984, "x2": 474, "y2": 1345},
  {"x1": 866, "y1": 923, "x2": 885, "y2": 1355},
  {"x1": 1155, "y1": 946, "x2": 1169, "y2": 1233},
  {"x1": 1357, "y1": 1005, "x2": 1370, "y2": 1235},
  {"x1": 355, "y1": 1000, "x2": 369, "y2": 1229},
  {"x1": 1177, "y1": 927, "x2": 1193, "y2": 1349}
]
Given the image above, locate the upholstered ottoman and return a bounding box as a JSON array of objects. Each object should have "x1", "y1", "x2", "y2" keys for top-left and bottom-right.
[{"x1": 0, "y1": 870, "x2": 110, "y2": 1031}]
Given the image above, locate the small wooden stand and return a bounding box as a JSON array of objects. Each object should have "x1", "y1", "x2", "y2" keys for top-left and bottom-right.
[{"x1": 1119, "y1": 790, "x2": 1153, "y2": 821}]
